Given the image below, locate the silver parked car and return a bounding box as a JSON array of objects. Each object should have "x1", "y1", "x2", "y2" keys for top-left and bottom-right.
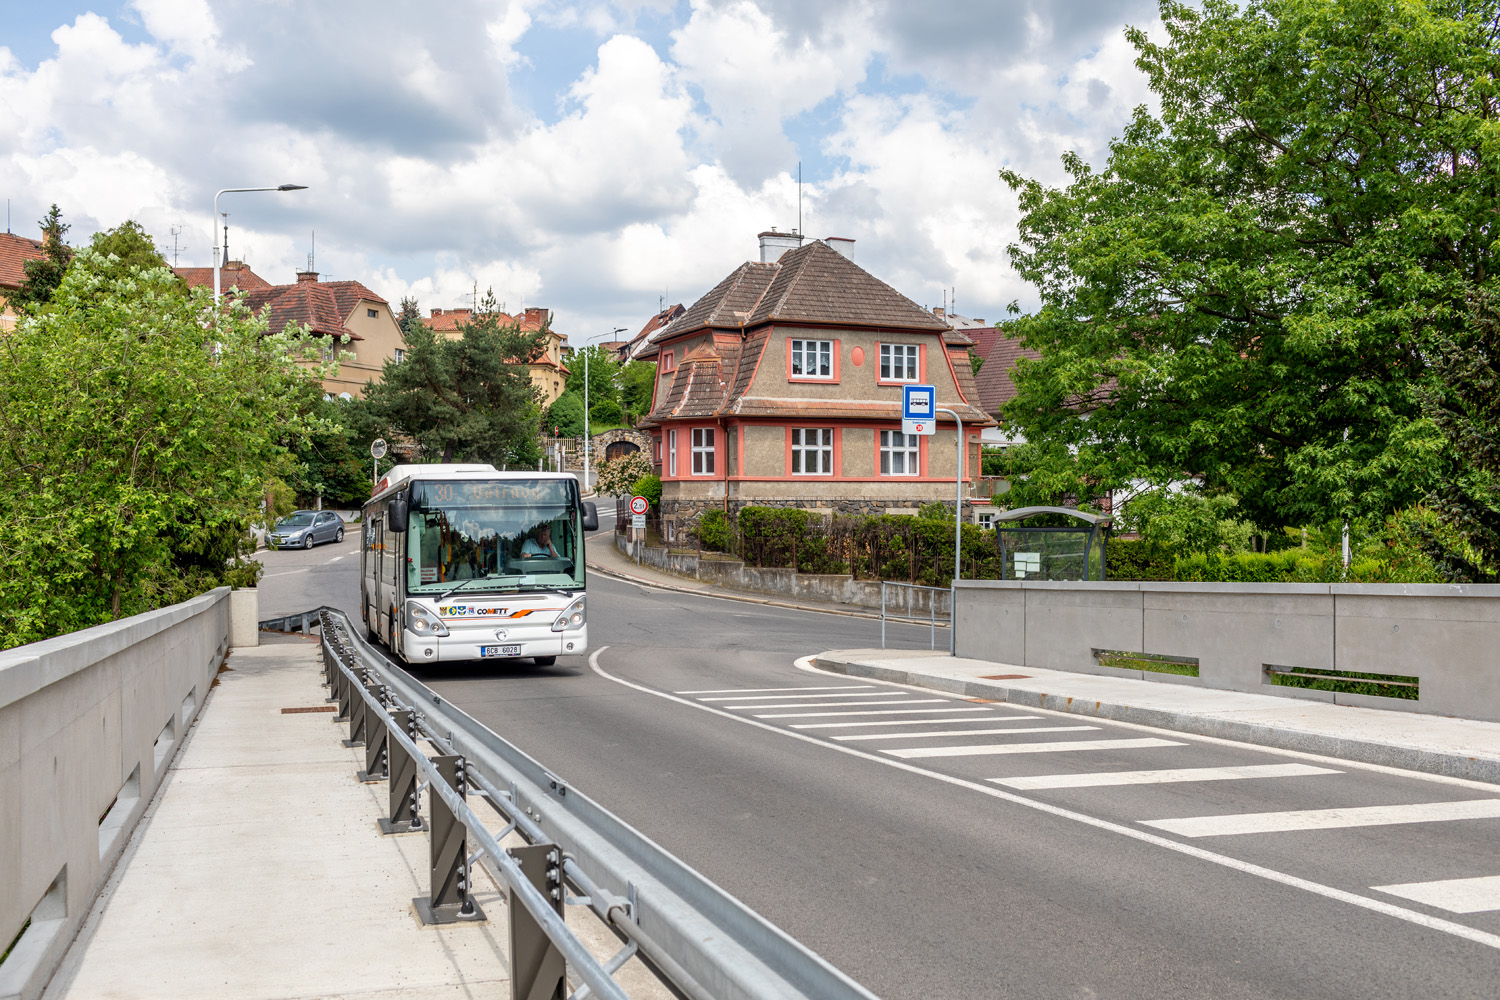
[{"x1": 269, "y1": 510, "x2": 345, "y2": 549}]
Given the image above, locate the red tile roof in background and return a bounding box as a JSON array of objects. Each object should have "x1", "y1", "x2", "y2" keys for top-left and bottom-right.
[
  {"x1": 173, "y1": 263, "x2": 272, "y2": 293},
  {"x1": 972, "y1": 330, "x2": 1041, "y2": 418},
  {"x1": 428, "y1": 305, "x2": 550, "y2": 333},
  {"x1": 0, "y1": 232, "x2": 46, "y2": 290}
]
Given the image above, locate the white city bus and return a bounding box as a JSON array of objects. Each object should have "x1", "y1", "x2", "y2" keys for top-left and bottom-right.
[{"x1": 361, "y1": 464, "x2": 598, "y2": 665}]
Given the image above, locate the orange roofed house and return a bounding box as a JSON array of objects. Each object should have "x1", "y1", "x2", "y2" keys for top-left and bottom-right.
[
  {"x1": 175, "y1": 264, "x2": 404, "y2": 398},
  {"x1": 0, "y1": 231, "x2": 46, "y2": 330},
  {"x1": 635, "y1": 233, "x2": 993, "y2": 538},
  {"x1": 427, "y1": 306, "x2": 570, "y2": 405}
]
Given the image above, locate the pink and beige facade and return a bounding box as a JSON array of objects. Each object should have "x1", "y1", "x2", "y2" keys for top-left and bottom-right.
[{"x1": 636, "y1": 235, "x2": 993, "y2": 536}]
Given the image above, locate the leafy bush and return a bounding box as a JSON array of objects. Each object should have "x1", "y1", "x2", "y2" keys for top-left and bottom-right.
[
  {"x1": 1106, "y1": 539, "x2": 1174, "y2": 581},
  {"x1": 589, "y1": 398, "x2": 624, "y2": 426},
  {"x1": 596, "y1": 452, "x2": 652, "y2": 497},
  {"x1": 697, "y1": 509, "x2": 733, "y2": 552},
  {"x1": 630, "y1": 474, "x2": 662, "y2": 509},
  {"x1": 545, "y1": 391, "x2": 585, "y2": 437}
]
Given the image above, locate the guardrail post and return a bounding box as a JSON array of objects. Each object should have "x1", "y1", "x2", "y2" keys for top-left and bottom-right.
[
  {"x1": 356, "y1": 683, "x2": 386, "y2": 780},
  {"x1": 507, "y1": 842, "x2": 566, "y2": 1000},
  {"x1": 333, "y1": 663, "x2": 353, "y2": 722},
  {"x1": 414, "y1": 754, "x2": 485, "y2": 925},
  {"x1": 342, "y1": 678, "x2": 370, "y2": 749},
  {"x1": 379, "y1": 710, "x2": 423, "y2": 834}
]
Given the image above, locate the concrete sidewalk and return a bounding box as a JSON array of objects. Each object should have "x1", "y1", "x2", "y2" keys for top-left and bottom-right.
[
  {"x1": 812, "y1": 649, "x2": 1500, "y2": 786},
  {"x1": 42, "y1": 634, "x2": 513, "y2": 1000}
]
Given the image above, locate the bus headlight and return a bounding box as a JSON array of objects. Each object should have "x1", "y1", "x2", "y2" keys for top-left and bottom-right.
[
  {"x1": 551, "y1": 595, "x2": 586, "y2": 632},
  {"x1": 405, "y1": 601, "x2": 450, "y2": 636}
]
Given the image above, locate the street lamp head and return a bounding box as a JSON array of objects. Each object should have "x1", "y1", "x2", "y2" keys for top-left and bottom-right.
[{"x1": 277, "y1": 184, "x2": 308, "y2": 191}]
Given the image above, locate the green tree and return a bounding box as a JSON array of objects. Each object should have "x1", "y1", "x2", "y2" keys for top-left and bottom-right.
[
  {"x1": 361, "y1": 309, "x2": 545, "y2": 465},
  {"x1": 545, "y1": 391, "x2": 586, "y2": 437},
  {"x1": 12, "y1": 204, "x2": 74, "y2": 313},
  {"x1": 89, "y1": 220, "x2": 170, "y2": 278},
  {"x1": 619, "y1": 358, "x2": 657, "y2": 423},
  {"x1": 397, "y1": 295, "x2": 421, "y2": 335},
  {"x1": 565, "y1": 344, "x2": 622, "y2": 418},
  {"x1": 0, "y1": 249, "x2": 331, "y2": 647},
  {"x1": 998, "y1": 0, "x2": 1500, "y2": 531}
]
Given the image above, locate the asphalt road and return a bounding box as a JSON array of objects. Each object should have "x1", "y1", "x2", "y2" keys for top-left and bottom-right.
[{"x1": 259, "y1": 526, "x2": 1500, "y2": 999}]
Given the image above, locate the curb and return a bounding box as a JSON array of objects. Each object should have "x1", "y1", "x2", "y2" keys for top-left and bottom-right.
[
  {"x1": 812, "y1": 655, "x2": 1500, "y2": 787},
  {"x1": 585, "y1": 558, "x2": 907, "y2": 623}
]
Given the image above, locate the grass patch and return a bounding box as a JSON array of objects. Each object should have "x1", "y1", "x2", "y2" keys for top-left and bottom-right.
[
  {"x1": 1265, "y1": 665, "x2": 1418, "y2": 700},
  {"x1": 1094, "y1": 650, "x2": 1201, "y2": 677},
  {"x1": 1, "y1": 918, "x2": 29, "y2": 967}
]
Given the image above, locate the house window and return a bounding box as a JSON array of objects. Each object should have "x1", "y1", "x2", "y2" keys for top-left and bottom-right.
[
  {"x1": 367, "y1": 308, "x2": 378, "y2": 318},
  {"x1": 791, "y1": 428, "x2": 834, "y2": 475},
  {"x1": 653, "y1": 436, "x2": 662, "y2": 462},
  {"x1": 691, "y1": 427, "x2": 716, "y2": 475},
  {"x1": 790, "y1": 339, "x2": 833, "y2": 378},
  {"x1": 662, "y1": 351, "x2": 675, "y2": 372},
  {"x1": 880, "y1": 430, "x2": 920, "y2": 475},
  {"x1": 879, "y1": 343, "x2": 919, "y2": 382},
  {"x1": 976, "y1": 511, "x2": 995, "y2": 529},
  {"x1": 393, "y1": 348, "x2": 405, "y2": 364},
  {"x1": 668, "y1": 429, "x2": 678, "y2": 476}
]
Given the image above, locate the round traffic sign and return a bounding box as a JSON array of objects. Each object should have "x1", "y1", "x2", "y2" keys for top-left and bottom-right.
[{"x1": 629, "y1": 495, "x2": 649, "y2": 515}]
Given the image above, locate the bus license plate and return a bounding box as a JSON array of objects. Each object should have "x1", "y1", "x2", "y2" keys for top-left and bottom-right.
[{"x1": 481, "y1": 644, "x2": 522, "y2": 657}]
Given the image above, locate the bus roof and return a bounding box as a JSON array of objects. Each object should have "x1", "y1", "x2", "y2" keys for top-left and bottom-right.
[{"x1": 367, "y1": 464, "x2": 579, "y2": 504}]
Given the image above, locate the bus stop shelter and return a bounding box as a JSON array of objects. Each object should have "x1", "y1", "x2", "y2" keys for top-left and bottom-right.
[{"x1": 994, "y1": 506, "x2": 1111, "y2": 581}]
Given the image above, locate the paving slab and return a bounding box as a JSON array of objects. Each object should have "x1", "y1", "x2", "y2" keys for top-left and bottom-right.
[{"x1": 812, "y1": 649, "x2": 1500, "y2": 786}]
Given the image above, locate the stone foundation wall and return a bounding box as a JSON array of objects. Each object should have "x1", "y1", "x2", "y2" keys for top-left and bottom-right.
[{"x1": 658, "y1": 494, "x2": 976, "y2": 539}]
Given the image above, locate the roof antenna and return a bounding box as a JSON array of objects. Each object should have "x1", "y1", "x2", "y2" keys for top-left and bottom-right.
[
  {"x1": 308, "y1": 230, "x2": 315, "y2": 272},
  {"x1": 220, "y1": 212, "x2": 229, "y2": 268},
  {"x1": 169, "y1": 224, "x2": 184, "y2": 267}
]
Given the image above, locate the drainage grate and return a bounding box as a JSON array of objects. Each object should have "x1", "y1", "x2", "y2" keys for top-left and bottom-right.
[{"x1": 281, "y1": 706, "x2": 338, "y2": 714}]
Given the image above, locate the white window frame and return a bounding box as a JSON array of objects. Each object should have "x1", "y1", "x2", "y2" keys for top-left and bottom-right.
[
  {"x1": 791, "y1": 428, "x2": 834, "y2": 475},
  {"x1": 879, "y1": 343, "x2": 919, "y2": 382},
  {"x1": 976, "y1": 511, "x2": 995, "y2": 529},
  {"x1": 789, "y1": 339, "x2": 834, "y2": 379},
  {"x1": 691, "y1": 427, "x2": 716, "y2": 475},
  {"x1": 393, "y1": 348, "x2": 405, "y2": 364},
  {"x1": 880, "y1": 429, "x2": 920, "y2": 476},
  {"x1": 668, "y1": 429, "x2": 678, "y2": 477}
]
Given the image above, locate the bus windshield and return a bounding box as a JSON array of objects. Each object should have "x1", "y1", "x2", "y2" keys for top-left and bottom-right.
[{"x1": 404, "y1": 479, "x2": 584, "y2": 596}]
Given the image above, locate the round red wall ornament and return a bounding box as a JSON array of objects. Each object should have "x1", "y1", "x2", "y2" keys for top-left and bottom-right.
[{"x1": 850, "y1": 346, "x2": 865, "y2": 366}]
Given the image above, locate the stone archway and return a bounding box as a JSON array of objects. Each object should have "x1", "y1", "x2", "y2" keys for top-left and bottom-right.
[{"x1": 604, "y1": 440, "x2": 641, "y2": 462}]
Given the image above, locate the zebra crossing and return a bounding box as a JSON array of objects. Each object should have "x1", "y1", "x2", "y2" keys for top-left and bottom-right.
[{"x1": 675, "y1": 680, "x2": 1500, "y2": 918}]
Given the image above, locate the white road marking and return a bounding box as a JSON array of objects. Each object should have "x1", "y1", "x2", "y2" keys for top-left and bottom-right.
[
  {"x1": 259, "y1": 568, "x2": 311, "y2": 578},
  {"x1": 835, "y1": 725, "x2": 1100, "y2": 742},
  {"x1": 1143, "y1": 799, "x2": 1500, "y2": 838},
  {"x1": 994, "y1": 763, "x2": 1341, "y2": 790},
  {"x1": 890, "y1": 738, "x2": 1185, "y2": 759},
  {"x1": 700, "y1": 691, "x2": 894, "y2": 702},
  {"x1": 674, "y1": 685, "x2": 870, "y2": 695},
  {"x1": 728, "y1": 698, "x2": 943, "y2": 710},
  {"x1": 755, "y1": 705, "x2": 978, "y2": 719},
  {"x1": 790, "y1": 715, "x2": 1041, "y2": 730},
  {"x1": 592, "y1": 648, "x2": 1500, "y2": 953},
  {"x1": 1372, "y1": 876, "x2": 1500, "y2": 914}
]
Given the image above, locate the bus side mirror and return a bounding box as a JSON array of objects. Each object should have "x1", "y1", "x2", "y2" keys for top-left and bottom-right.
[
  {"x1": 387, "y1": 496, "x2": 409, "y2": 532},
  {"x1": 581, "y1": 501, "x2": 599, "y2": 532}
]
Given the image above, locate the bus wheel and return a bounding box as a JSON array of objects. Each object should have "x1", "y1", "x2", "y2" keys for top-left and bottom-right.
[{"x1": 533, "y1": 656, "x2": 557, "y2": 667}]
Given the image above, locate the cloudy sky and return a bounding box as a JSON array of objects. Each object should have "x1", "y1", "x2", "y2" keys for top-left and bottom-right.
[{"x1": 0, "y1": 0, "x2": 1161, "y2": 340}]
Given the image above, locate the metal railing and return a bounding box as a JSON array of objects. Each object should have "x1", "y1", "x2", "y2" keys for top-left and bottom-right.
[
  {"x1": 879, "y1": 582, "x2": 953, "y2": 651},
  {"x1": 265, "y1": 608, "x2": 879, "y2": 1000}
]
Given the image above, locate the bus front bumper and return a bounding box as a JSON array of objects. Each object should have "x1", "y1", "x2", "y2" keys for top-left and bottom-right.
[{"x1": 402, "y1": 626, "x2": 588, "y2": 663}]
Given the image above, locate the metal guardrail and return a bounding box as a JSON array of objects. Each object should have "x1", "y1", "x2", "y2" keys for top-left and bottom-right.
[
  {"x1": 265, "y1": 608, "x2": 880, "y2": 1000},
  {"x1": 879, "y1": 582, "x2": 952, "y2": 651}
]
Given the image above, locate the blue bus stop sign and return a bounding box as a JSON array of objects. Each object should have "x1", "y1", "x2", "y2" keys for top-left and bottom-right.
[{"x1": 902, "y1": 384, "x2": 936, "y2": 435}]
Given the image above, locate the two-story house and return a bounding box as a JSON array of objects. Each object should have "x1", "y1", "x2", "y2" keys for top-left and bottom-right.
[
  {"x1": 635, "y1": 234, "x2": 993, "y2": 537},
  {"x1": 427, "y1": 305, "x2": 570, "y2": 405}
]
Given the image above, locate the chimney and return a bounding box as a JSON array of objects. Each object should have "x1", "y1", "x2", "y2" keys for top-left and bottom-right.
[
  {"x1": 224, "y1": 259, "x2": 247, "y2": 272},
  {"x1": 823, "y1": 236, "x2": 855, "y2": 257},
  {"x1": 757, "y1": 228, "x2": 804, "y2": 263},
  {"x1": 296, "y1": 270, "x2": 319, "y2": 283}
]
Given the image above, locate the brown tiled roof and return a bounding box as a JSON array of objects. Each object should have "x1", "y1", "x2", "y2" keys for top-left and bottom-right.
[
  {"x1": 324, "y1": 280, "x2": 388, "y2": 315},
  {"x1": 964, "y1": 327, "x2": 1003, "y2": 360},
  {"x1": 0, "y1": 232, "x2": 46, "y2": 290},
  {"x1": 949, "y1": 346, "x2": 982, "y2": 405},
  {"x1": 239, "y1": 281, "x2": 363, "y2": 341},
  {"x1": 973, "y1": 329, "x2": 1041, "y2": 418},
  {"x1": 745, "y1": 241, "x2": 948, "y2": 331},
  {"x1": 429, "y1": 306, "x2": 550, "y2": 334},
  {"x1": 650, "y1": 263, "x2": 779, "y2": 343},
  {"x1": 624, "y1": 303, "x2": 685, "y2": 358},
  {"x1": 174, "y1": 263, "x2": 272, "y2": 293}
]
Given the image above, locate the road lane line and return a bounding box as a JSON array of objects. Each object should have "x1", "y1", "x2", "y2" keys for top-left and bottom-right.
[
  {"x1": 1372, "y1": 876, "x2": 1500, "y2": 914},
  {"x1": 675, "y1": 685, "x2": 871, "y2": 695},
  {"x1": 790, "y1": 715, "x2": 1040, "y2": 730},
  {"x1": 755, "y1": 705, "x2": 974, "y2": 719},
  {"x1": 727, "y1": 698, "x2": 943, "y2": 710},
  {"x1": 835, "y1": 725, "x2": 1100, "y2": 742},
  {"x1": 890, "y1": 738, "x2": 1184, "y2": 759},
  {"x1": 593, "y1": 648, "x2": 1500, "y2": 952},
  {"x1": 1143, "y1": 799, "x2": 1500, "y2": 838},
  {"x1": 590, "y1": 648, "x2": 1500, "y2": 953},
  {"x1": 700, "y1": 691, "x2": 895, "y2": 702},
  {"x1": 994, "y1": 763, "x2": 1341, "y2": 789}
]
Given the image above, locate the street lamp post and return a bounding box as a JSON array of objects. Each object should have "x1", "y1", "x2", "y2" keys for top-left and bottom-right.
[
  {"x1": 211, "y1": 184, "x2": 308, "y2": 305},
  {"x1": 582, "y1": 327, "x2": 627, "y2": 494}
]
